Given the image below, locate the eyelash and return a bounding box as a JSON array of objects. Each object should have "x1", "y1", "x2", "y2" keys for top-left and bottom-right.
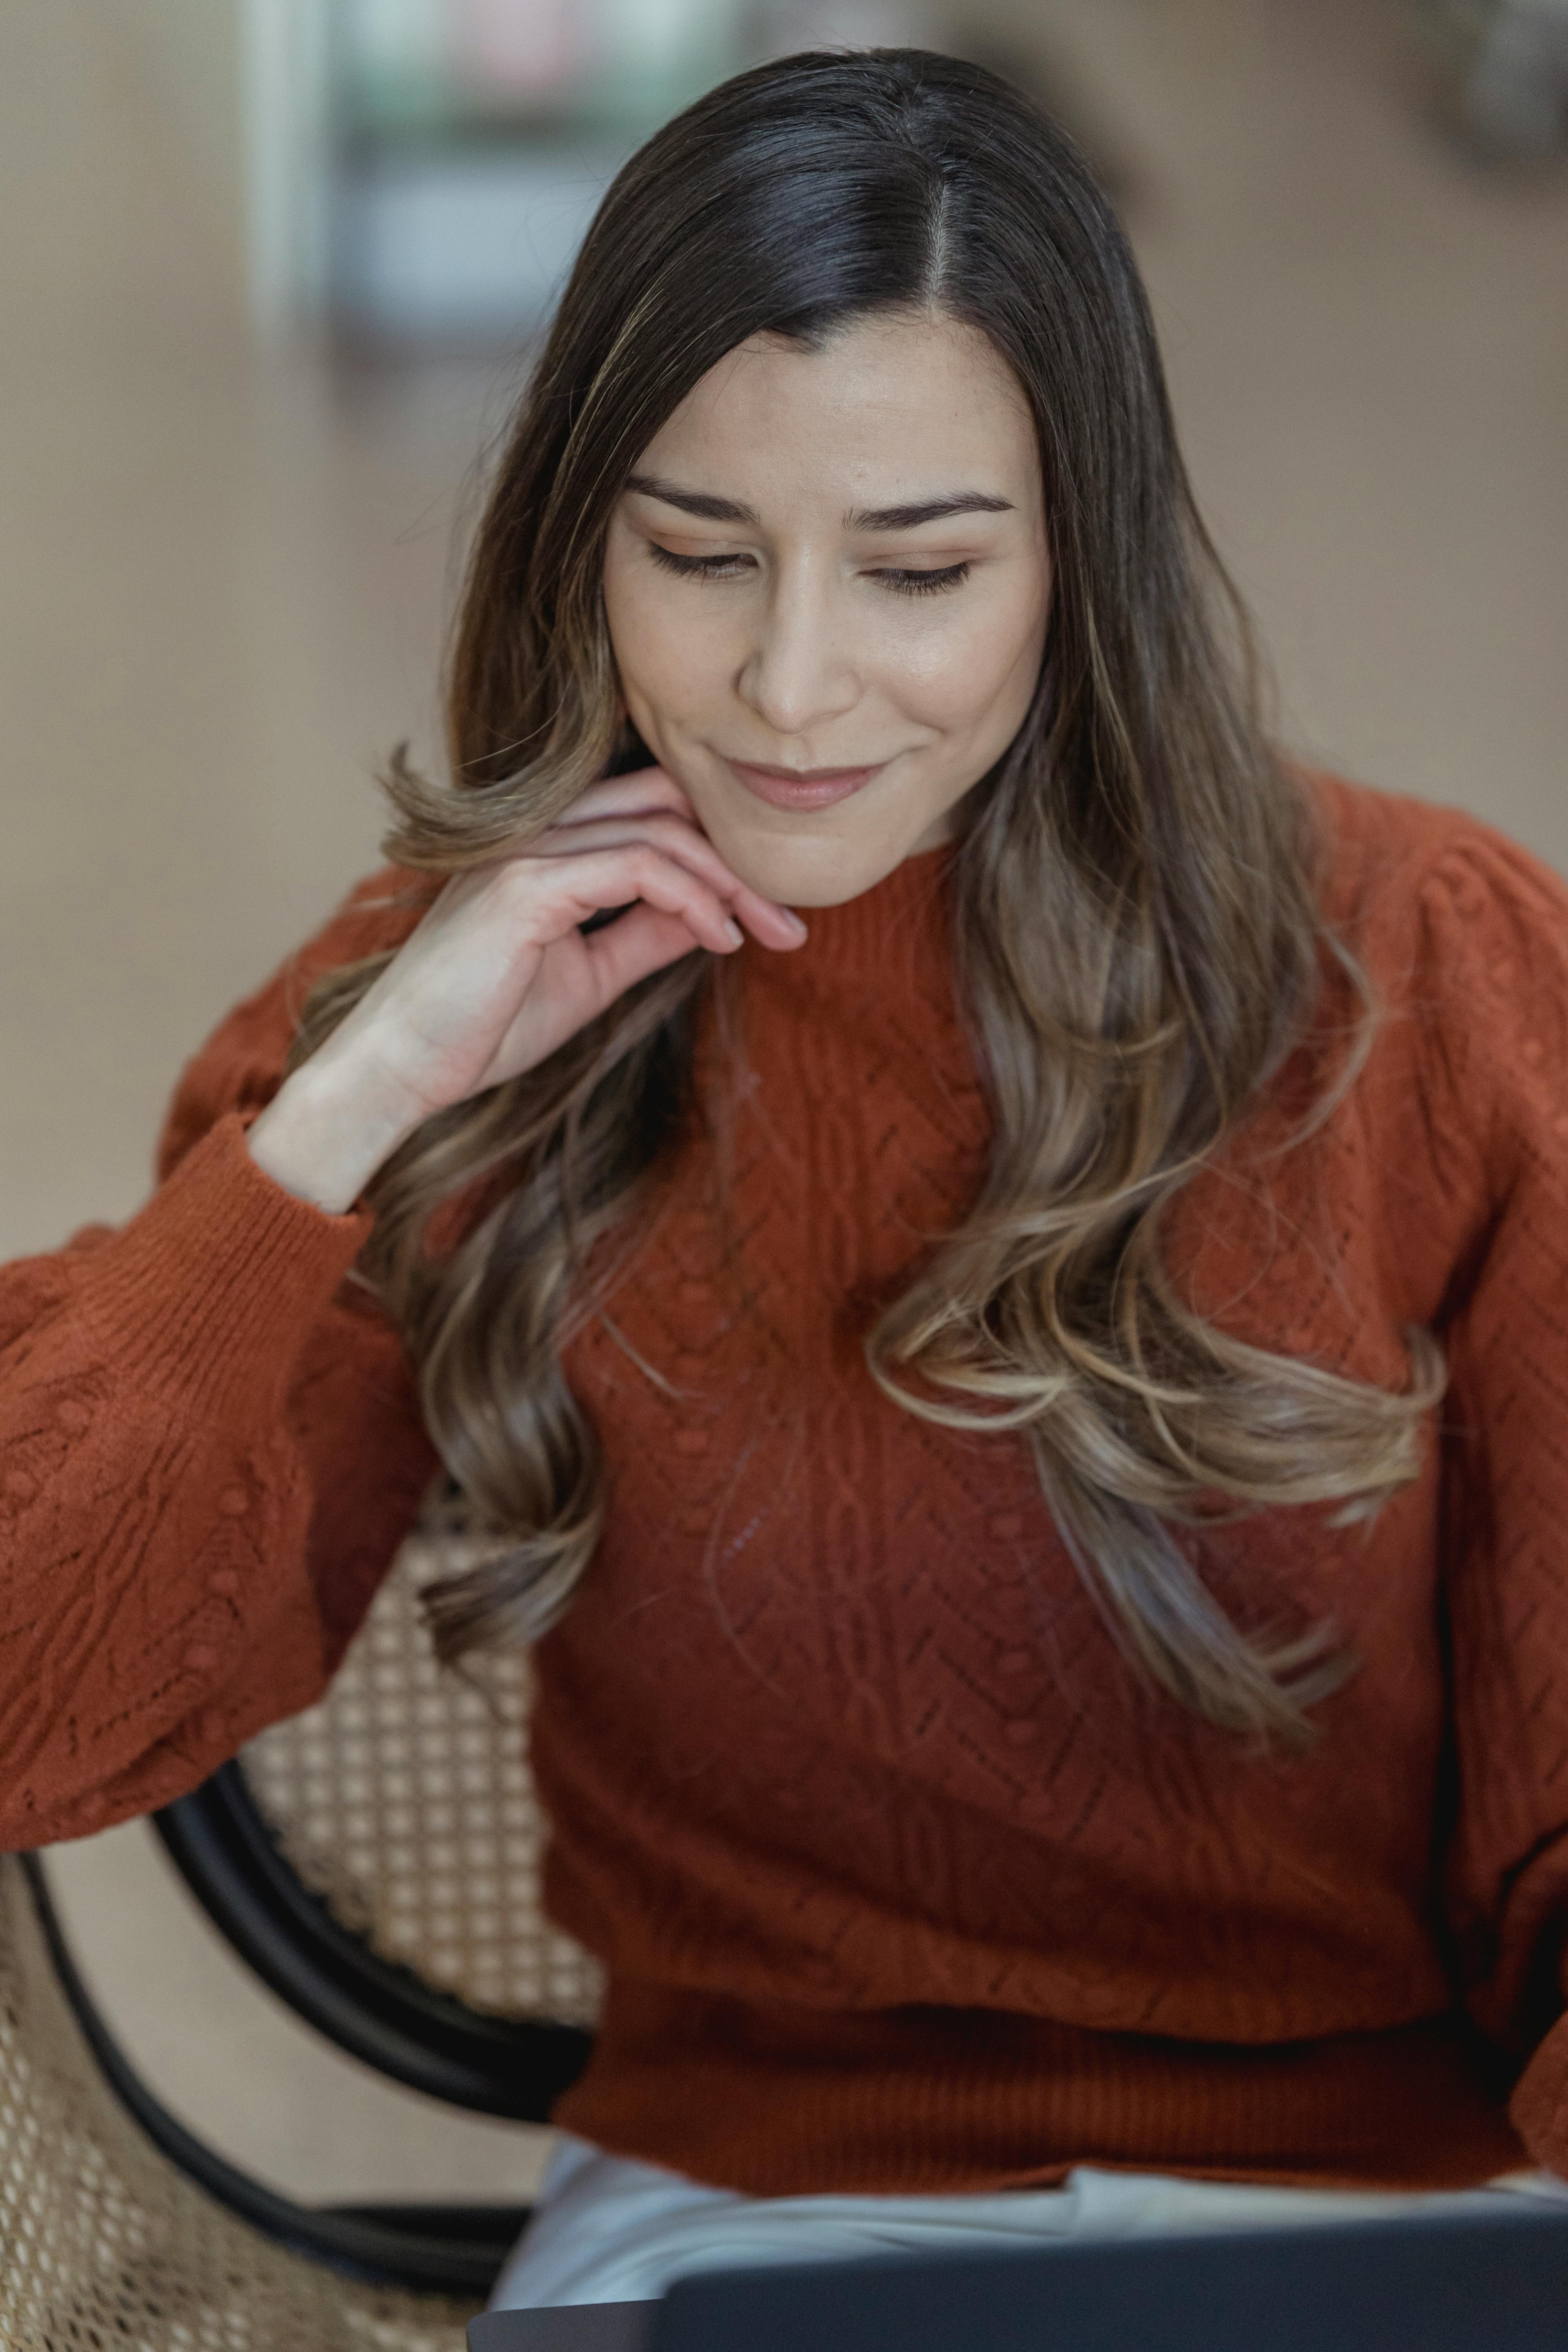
[{"x1": 646, "y1": 543, "x2": 972, "y2": 598}]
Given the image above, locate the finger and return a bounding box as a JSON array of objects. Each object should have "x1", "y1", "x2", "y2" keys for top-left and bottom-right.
[
  {"x1": 547, "y1": 766, "x2": 695, "y2": 831},
  {"x1": 474, "y1": 903, "x2": 705, "y2": 1089},
  {"x1": 527, "y1": 810, "x2": 712, "y2": 868},
  {"x1": 579, "y1": 902, "x2": 707, "y2": 1008},
  {"x1": 415, "y1": 771, "x2": 695, "y2": 915},
  {"x1": 523, "y1": 813, "x2": 806, "y2": 949},
  {"x1": 512, "y1": 843, "x2": 747, "y2": 960},
  {"x1": 435, "y1": 773, "x2": 698, "y2": 909}
]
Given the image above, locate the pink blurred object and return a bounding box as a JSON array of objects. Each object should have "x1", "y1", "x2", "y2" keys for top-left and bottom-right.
[{"x1": 447, "y1": 0, "x2": 591, "y2": 96}]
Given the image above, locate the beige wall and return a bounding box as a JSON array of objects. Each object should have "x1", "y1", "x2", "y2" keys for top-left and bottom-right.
[{"x1": 101, "y1": 0, "x2": 248, "y2": 309}]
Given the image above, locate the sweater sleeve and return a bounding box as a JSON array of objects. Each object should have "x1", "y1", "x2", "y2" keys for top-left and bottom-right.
[
  {"x1": 0, "y1": 869, "x2": 441, "y2": 1851},
  {"x1": 1409, "y1": 821, "x2": 1568, "y2": 2173}
]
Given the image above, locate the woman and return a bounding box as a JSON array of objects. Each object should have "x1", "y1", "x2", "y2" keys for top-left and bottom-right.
[{"x1": 5, "y1": 48, "x2": 1568, "y2": 2314}]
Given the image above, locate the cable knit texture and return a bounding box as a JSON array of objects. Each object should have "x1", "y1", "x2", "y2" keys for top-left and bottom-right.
[{"x1": 4, "y1": 777, "x2": 1568, "y2": 2196}]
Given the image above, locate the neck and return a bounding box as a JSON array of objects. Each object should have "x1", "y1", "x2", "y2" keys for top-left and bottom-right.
[{"x1": 759, "y1": 841, "x2": 958, "y2": 989}]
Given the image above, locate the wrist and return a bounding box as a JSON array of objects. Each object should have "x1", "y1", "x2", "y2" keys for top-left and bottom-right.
[{"x1": 246, "y1": 1056, "x2": 421, "y2": 1216}]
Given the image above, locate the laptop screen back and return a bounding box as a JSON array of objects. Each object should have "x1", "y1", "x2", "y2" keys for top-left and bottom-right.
[{"x1": 648, "y1": 2203, "x2": 1568, "y2": 2352}]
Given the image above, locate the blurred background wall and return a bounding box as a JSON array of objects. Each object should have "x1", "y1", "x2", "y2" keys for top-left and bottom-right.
[{"x1": 4, "y1": 0, "x2": 1566, "y2": 2213}]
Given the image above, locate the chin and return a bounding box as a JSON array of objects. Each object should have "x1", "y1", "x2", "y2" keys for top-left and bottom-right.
[
  {"x1": 717, "y1": 822, "x2": 915, "y2": 910},
  {"x1": 691, "y1": 777, "x2": 952, "y2": 907}
]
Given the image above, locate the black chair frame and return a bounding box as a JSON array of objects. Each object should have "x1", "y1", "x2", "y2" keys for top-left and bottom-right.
[
  {"x1": 20, "y1": 1760, "x2": 592, "y2": 2301},
  {"x1": 21, "y1": 1849, "x2": 522, "y2": 2297},
  {"x1": 154, "y1": 1761, "x2": 592, "y2": 2120}
]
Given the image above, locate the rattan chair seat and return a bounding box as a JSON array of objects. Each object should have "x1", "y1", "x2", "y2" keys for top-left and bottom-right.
[
  {"x1": 0, "y1": 1852, "x2": 477, "y2": 2352},
  {"x1": 241, "y1": 1509, "x2": 601, "y2": 2031}
]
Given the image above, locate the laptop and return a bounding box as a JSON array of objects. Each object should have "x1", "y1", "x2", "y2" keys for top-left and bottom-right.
[{"x1": 467, "y1": 2198, "x2": 1568, "y2": 2350}]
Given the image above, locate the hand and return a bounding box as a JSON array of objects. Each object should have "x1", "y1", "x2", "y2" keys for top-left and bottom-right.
[{"x1": 247, "y1": 768, "x2": 805, "y2": 1212}]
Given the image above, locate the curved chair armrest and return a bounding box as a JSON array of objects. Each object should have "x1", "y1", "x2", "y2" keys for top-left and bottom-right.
[
  {"x1": 20, "y1": 1849, "x2": 528, "y2": 2296},
  {"x1": 154, "y1": 1762, "x2": 592, "y2": 2121}
]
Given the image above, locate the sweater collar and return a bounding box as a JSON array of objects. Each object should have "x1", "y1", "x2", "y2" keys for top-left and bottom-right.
[{"x1": 751, "y1": 842, "x2": 958, "y2": 991}]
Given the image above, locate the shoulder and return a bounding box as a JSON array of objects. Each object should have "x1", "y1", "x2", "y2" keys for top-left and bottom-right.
[
  {"x1": 1300, "y1": 768, "x2": 1568, "y2": 1193},
  {"x1": 156, "y1": 865, "x2": 437, "y2": 1183},
  {"x1": 1306, "y1": 767, "x2": 1568, "y2": 959}
]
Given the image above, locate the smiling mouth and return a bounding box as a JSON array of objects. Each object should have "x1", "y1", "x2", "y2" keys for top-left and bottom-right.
[{"x1": 726, "y1": 757, "x2": 887, "y2": 811}]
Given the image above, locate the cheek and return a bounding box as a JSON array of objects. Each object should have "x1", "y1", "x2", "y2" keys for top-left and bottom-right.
[
  {"x1": 605, "y1": 563, "x2": 724, "y2": 731},
  {"x1": 889, "y1": 594, "x2": 1045, "y2": 737}
]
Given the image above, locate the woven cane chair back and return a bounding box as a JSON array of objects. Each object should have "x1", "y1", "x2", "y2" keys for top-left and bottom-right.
[
  {"x1": 0, "y1": 1855, "x2": 475, "y2": 2352},
  {"x1": 240, "y1": 1506, "x2": 602, "y2": 2033}
]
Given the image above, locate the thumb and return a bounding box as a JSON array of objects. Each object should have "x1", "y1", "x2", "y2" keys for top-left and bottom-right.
[{"x1": 581, "y1": 901, "x2": 708, "y2": 1006}]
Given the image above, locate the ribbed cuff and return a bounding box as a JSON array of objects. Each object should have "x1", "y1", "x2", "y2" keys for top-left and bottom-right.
[{"x1": 80, "y1": 1112, "x2": 375, "y2": 1420}]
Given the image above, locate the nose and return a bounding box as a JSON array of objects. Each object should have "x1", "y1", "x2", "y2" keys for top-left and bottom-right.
[{"x1": 734, "y1": 558, "x2": 862, "y2": 742}]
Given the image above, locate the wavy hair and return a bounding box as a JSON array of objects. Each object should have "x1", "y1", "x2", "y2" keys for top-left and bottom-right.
[{"x1": 290, "y1": 49, "x2": 1441, "y2": 1748}]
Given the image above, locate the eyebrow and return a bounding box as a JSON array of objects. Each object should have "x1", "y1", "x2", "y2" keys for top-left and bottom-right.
[{"x1": 624, "y1": 473, "x2": 1014, "y2": 533}]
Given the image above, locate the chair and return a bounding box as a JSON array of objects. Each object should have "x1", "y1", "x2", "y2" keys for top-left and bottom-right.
[{"x1": 2, "y1": 1494, "x2": 603, "y2": 2348}]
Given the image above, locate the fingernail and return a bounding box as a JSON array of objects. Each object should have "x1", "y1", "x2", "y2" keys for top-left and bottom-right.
[
  {"x1": 781, "y1": 909, "x2": 808, "y2": 940},
  {"x1": 724, "y1": 918, "x2": 744, "y2": 947}
]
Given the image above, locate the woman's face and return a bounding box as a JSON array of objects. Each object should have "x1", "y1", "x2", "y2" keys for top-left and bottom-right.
[{"x1": 602, "y1": 311, "x2": 1052, "y2": 909}]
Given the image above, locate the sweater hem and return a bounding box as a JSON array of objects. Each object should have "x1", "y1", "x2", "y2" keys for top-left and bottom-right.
[{"x1": 550, "y1": 1979, "x2": 1529, "y2": 2200}]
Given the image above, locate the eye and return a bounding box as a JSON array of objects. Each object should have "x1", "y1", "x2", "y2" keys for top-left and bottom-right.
[
  {"x1": 648, "y1": 543, "x2": 754, "y2": 582},
  {"x1": 645, "y1": 544, "x2": 973, "y2": 596},
  {"x1": 874, "y1": 562, "x2": 971, "y2": 597}
]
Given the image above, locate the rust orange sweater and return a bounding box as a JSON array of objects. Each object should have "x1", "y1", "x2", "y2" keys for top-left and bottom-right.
[{"x1": 5, "y1": 774, "x2": 1568, "y2": 2197}]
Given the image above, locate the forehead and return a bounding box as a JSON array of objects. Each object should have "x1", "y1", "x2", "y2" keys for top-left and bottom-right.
[{"x1": 637, "y1": 312, "x2": 1041, "y2": 514}]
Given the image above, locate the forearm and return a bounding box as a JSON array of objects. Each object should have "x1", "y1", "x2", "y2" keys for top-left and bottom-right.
[{"x1": 0, "y1": 1118, "x2": 380, "y2": 1845}]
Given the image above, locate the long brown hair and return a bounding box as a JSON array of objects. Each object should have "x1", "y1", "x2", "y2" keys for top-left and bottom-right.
[{"x1": 292, "y1": 49, "x2": 1441, "y2": 1748}]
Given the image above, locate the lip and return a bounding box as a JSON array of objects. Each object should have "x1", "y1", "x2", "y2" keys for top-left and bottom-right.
[{"x1": 726, "y1": 758, "x2": 886, "y2": 811}]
